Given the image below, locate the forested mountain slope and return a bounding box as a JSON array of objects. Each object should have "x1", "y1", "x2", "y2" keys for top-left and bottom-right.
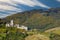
[{"x1": 0, "y1": 8, "x2": 60, "y2": 31}]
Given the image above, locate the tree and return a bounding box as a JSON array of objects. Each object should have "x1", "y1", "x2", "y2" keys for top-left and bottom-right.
[{"x1": 49, "y1": 33, "x2": 60, "y2": 40}]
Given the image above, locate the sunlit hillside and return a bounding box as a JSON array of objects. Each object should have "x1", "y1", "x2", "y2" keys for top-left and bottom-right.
[{"x1": 45, "y1": 27, "x2": 60, "y2": 35}]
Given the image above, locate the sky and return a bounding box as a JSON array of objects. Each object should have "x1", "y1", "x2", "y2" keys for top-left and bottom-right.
[{"x1": 0, "y1": 0, "x2": 60, "y2": 18}]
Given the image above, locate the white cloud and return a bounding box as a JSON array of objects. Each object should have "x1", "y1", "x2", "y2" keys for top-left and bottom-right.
[
  {"x1": 0, "y1": 5, "x2": 21, "y2": 10},
  {"x1": 0, "y1": 13, "x2": 8, "y2": 18},
  {"x1": 0, "y1": 0, "x2": 50, "y2": 11},
  {"x1": 0, "y1": 12, "x2": 19, "y2": 18},
  {"x1": 13, "y1": 0, "x2": 50, "y2": 8},
  {"x1": 12, "y1": 0, "x2": 36, "y2": 7},
  {"x1": 0, "y1": 0, "x2": 21, "y2": 11},
  {"x1": 32, "y1": 0, "x2": 50, "y2": 8},
  {"x1": 56, "y1": 0, "x2": 60, "y2": 2},
  {"x1": 0, "y1": 0, "x2": 50, "y2": 18}
]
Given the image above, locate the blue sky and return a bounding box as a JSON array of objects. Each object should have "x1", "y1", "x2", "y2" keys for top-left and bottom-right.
[{"x1": 0, "y1": 0, "x2": 60, "y2": 18}]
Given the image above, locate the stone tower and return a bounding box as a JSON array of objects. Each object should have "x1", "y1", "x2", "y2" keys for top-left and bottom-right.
[{"x1": 10, "y1": 20, "x2": 14, "y2": 27}]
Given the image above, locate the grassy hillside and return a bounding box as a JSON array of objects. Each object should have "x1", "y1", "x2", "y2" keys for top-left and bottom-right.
[
  {"x1": 45, "y1": 27, "x2": 60, "y2": 35},
  {"x1": 25, "y1": 34, "x2": 50, "y2": 40},
  {"x1": 0, "y1": 8, "x2": 60, "y2": 31}
]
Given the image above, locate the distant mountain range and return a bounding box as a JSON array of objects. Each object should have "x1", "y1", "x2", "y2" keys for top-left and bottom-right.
[{"x1": 0, "y1": 0, "x2": 60, "y2": 18}]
